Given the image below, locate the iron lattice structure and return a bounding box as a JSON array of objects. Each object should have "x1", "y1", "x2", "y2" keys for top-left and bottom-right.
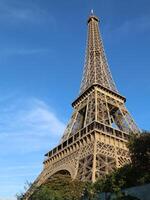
[{"x1": 24, "y1": 12, "x2": 140, "y2": 199}]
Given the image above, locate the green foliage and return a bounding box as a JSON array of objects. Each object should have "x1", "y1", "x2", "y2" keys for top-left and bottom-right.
[
  {"x1": 30, "y1": 174, "x2": 87, "y2": 200},
  {"x1": 81, "y1": 182, "x2": 96, "y2": 200},
  {"x1": 128, "y1": 132, "x2": 150, "y2": 171},
  {"x1": 16, "y1": 181, "x2": 32, "y2": 200},
  {"x1": 30, "y1": 186, "x2": 56, "y2": 200},
  {"x1": 93, "y1": 132, "x2": 150, "y2": 197},
  {"x1": 93, "y1": 164, "x2": 135, "y2": 193}
]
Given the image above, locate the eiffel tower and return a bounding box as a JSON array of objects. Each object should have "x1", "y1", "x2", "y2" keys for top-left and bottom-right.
[{"x1": 24, "y1": 11, "x2": 140, "y2": 199}]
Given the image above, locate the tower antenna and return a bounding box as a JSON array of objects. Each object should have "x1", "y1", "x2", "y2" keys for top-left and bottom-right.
[{"x1": 91, "y1": 9, "x2": 94, "y2": 15}]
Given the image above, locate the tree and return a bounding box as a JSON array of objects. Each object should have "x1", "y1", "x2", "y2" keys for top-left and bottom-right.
[
  {"x1": 30, "y1": 174, "x2": 87, "y2": 200},
  {"x1": 30, "y1": 186, "x2": 56, "y2": 200},
  {"x1": 128, "y1": 132, "x2": 150, "y2": 171},
  {"x1": 93, "y1": 132, "x2": 150, "y2": 196},
  {"x1": 16, "y1": 181, "x2": 32, "y2": 200}
]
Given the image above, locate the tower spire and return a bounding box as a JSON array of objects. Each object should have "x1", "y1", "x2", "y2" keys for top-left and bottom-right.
[
  {"x1": 80, "y1": 11, "x2": 117, "y2": 94},
  {"x1": 90, "y1": 9, "x2": 94, "y2": 15}
]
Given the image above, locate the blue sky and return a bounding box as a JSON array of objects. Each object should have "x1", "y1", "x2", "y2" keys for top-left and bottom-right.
[{"x1": 0, "y1": 0, "x2": 150, "y2": 199}]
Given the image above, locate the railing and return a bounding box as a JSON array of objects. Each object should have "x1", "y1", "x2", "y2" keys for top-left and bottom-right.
[{"x1": 44, "y1": 121, "x2": 130, "y2": 162}]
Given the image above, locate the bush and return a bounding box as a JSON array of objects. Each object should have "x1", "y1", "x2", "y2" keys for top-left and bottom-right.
[
  {"x1": 128, "y1": 132, "x2": 150, "y2": 172},
  {"x1": 30, "y1": 174, "x2": 87, "y2": 200}
]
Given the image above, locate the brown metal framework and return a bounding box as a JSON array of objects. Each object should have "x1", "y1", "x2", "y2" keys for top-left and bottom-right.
[{"x1": 24, "y1": 12, "x2": 140, "y2": 199}]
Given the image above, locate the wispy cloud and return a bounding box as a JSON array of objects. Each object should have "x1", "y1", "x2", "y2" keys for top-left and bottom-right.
[
  {"x1": 105, "y1": 14, "x2": 150, "y2": 40},
  {"x1": 0, "y1": 95, "x2": 66, "y2": 198},
  {"x1": 0, "y1": 97, "x2": 65, "y2": 154},
  {"x1": 0, "y1": 198, "x2": 16, "y2": 200},
  {"x1": 0, "y1": 1, "x2": 56, "y2": 57},
  {"x1": 0, "y1": 0, "x2": 55, "y2": 24},
  {"x1": 117, "y1": 15, "x2": 150, "y2": 35},
  {"x1": 1, "y1": 47, "x2": 51, "y2": 56}
]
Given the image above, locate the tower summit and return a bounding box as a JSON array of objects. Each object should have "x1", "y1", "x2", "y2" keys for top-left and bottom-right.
[
  {"x1": 24, "y1": 12, "x2": 140, "y2": 199},
  {"x1": 80, "y1": 11, "x2": 117, "y2": 94}
]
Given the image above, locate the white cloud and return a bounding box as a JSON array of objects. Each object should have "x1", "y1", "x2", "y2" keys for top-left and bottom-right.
[{"x1": 0, "y1": 97, "x2": 65, "y2": 154}]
